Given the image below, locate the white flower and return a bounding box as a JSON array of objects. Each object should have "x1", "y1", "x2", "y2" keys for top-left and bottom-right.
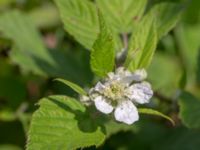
[
  {"x1": 87, "y1": 67, "x2": 153, "y2": 125},
  {"x1": 80, "y1": 95, "x2": 91, "y2": 106},
  {"x1": 126, "y1": 82, "x2": 153, "y2": 104}
]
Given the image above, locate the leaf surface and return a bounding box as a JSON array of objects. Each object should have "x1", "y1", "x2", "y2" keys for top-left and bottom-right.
[{"x1": 27, "y1": 96, "x2": 105, "y2": 150}]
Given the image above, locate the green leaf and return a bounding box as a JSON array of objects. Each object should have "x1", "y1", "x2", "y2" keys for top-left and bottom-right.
[
  {"x1": 96, "y1": 0, "x2": 147, "y2": 33},
  {"x1": 105, "y1": 120, "x2": 138, "y2": 138},
  {"x1": 54, "y1": 0, "x2": 99, "y2": 49},
  {"x1": 90, "y1": 11, "x2": 115, "y2": 77},
  {"x1": 125, "y1": 15, "x2": 157, "y2": 71},
  {"x1": 29, "y1": 4, "x2": 60, "y2": 29},
  {"x1": 179, "y1": 91, "x2": 200, "y2": 129},
  {"x1": 0, "y1": 11, "x2": 55, "y2": 76},
  {"x1": 196, "y1": 49, "x2": 200, "y2": 85},
  {"x1": 138, "y1": 108, "x2": 175, "y2": 126},
  {"x1": 147, "y1": 53, "x2": 181, "y2": 97},
  {"x1": 0, "y1": 145, "x2": 22, "y2": 150},
  {"x1": 54, "y1": 78, "x2": 87, "y2": 96},
  {"x1": 152, "y1": 128, "x2": 200, "y2": 150},
  {"x1": 27, "y1": 96, "x2": 105, "y2": 150},
  {"x1": 148, "y1": 2, "x2": 183, "y2": 39},
  {"x1": 0, "y1": 11, "x2": 92, "y2": 84}
]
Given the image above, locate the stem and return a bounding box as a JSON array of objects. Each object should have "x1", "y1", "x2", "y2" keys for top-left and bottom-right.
[
  {"x1": 122, "y1": 33, "x2": 128, "y2": 50},
  {"x1": 116, "y1": 33, "x2": 129, "y2": 66}
]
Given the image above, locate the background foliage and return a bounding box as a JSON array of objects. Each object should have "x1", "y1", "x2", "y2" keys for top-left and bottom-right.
[{"x1": 0, "y1": 0, "x2": 200, "y2": 149}]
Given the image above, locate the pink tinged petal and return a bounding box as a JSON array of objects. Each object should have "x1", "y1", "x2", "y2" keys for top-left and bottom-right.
[
  {"x1": 94, "y1": 96, "x2": 113, "y2": 114},
  {"x1": 114, "y1": 100, "x2": 139, "y2": 125},
  {"x1": 127, "y1": 82, "x2": 153, "y2": 104}
]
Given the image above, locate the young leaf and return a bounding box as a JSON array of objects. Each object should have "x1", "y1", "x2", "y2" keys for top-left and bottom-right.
[
  {"x1": 27, "y1": 96, "x2": 105, "y2": 150},
  {"x1": 179, "y1": 92, "x2": 200, "y2": 129},
  {"x1": 138, "y1": 108, "x2": 175, "y2": 126},
  {"x1": 125, "y1": 16, "x2": 157, "y2": 71},
  {"x1": 90, "y1": 11, "x2": 115, "y2": 77},
  {"x1": 96, "y1": 0, "x2": 147, "y2": 33},
  {"x1": 54, "y1": 0, "x2": 99, "y2": 49},
  {"x1": 54, "y1": 78, "x2": 87, "y2": 96}
]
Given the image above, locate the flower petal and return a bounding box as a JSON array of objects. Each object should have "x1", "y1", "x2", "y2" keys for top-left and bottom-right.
[
  {"x1": 120, "y1": 69, "x2": 147, "y2": 85},
  {"x1": 114, "y1": 100, "x2": 139, "y2": 125},
  {"x1": 132, "y1": 69, "x2": 147, "y2": 81},
  {"x1": 94, "y1": 82, "x2": 105, "y2": 93},
  {"x1": 80, "y1": 95, "x2": 91, "y2": 106},
  {"x1": 126, "y1": 82, "x2": 153, "y2": 104},
  {"x1": 94, "y1": 96, "x2": 113, "y2": 114}
]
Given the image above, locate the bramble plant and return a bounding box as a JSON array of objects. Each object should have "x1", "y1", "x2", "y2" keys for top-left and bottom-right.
[
  {"x1": 1, "y1": 0, "x2": 200, "y2": 150},
  {"x1": 26, "y1": 0, "x2": 179, "y2": 149}
]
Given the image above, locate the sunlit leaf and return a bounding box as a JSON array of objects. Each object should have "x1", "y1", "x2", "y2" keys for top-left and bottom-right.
[
  {"x1": 125, "y1": 15, "x2": 157, "y2": 71},
  {"x1": 90, "y1": 11, "x2": 115, "y2": 77},
  {"x1": 54, "y1": 78, "x2": 87, "y2": 95},
  {"x1": 27, "y1": 96, "x2": 105, "y2": 150},
  {"x1": 54, "y1": 0, "x2": 99, "y2": 49},
  {"x1": 97, "y1": 0, "x2": 147, "y2": 33}
]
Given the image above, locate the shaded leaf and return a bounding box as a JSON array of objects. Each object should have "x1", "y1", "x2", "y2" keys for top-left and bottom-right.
[
  {"x1": 0, "y1": 11, "x2": 92, "y2": 84},
  {"x1": 196, "y1": 49, "x2": 200, "y2": 85},
  {"x1": 148, "y1": 2, "x2": 183, "y2": 39},
  {"x1": 0, "y1": 11, "x2": 55, "y2": 76},
  {"x1": 179, "y1": 91, "x2": 200, "y2": 129}
]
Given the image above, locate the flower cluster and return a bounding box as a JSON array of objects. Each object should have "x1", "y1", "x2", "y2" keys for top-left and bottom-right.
[{"x1": 81, "y1": 67, "x2": 153, "y2": 125}]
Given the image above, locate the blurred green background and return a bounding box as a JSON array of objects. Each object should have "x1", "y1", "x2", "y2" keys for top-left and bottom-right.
[{"x1": 0, "y1": 0, "x2": 200, "y2": 150}]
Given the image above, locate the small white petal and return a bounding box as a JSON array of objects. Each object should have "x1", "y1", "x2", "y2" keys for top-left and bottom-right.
[
  {"x1": 107, "y1": 72, "x2": 115, "y2": 79},
  {"x1": 107, "y1": 72, "x2": 121, "y2": 82},
  {"x1": 80, "y1": 95, "x2": 91, "y2": 106},
  {"x1": 126, "y1": 82, "x2": 153, "y2": 104},
  {"x1": 132, "y1": 69, "x2": 147, "y2": 81},
  {"x1": 114, "y1": 100, "x2": 139, "y2": 125},
  {"x1": 116, "y1": 67, "x2": 125, "y2": 74},
  {"x1": 94, "y1": 82, "x2": 105, "y2": 93},
  {"x1": 94, "y1": 96, "x2": 113, "y2": 114}
]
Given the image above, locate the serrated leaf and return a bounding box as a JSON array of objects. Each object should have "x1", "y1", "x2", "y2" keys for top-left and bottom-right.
[
  {"x1": 179, "y1": 92, "x2": 200, "y2": 129},
  {"x1": 54, "y1": 0, "x2": 99, "y2": 49},
  {"x1": 125, "y1": 16, "x2": 157, "y2": 71},
  {"x1": 148, "y1": 2, "x2": 183, "y2": 39},
  {"x1": 27, "y1": 96, "x2": 105, "y2": 150},
  {"x1": 90, "y1": 12, "x2": 115, "y2": 77},
  {"x1": 96, "y1": 0, "x2": 147, "y2": 33},
  {"x1": 138, "y1": 108, "x2": 175, "y2": 126},
  {"x1": 54, "y1": 78, "x2": 87, "y2": 96}
]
